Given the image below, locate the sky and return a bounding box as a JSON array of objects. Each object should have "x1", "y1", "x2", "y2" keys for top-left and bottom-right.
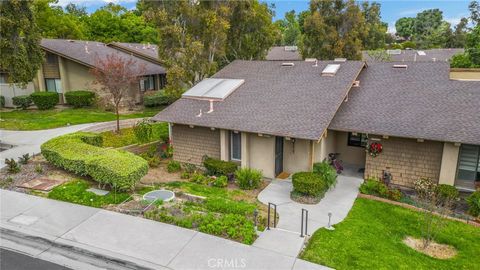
[{"x1": 56, "y1": 0, "x2": 473, "y2": 33}]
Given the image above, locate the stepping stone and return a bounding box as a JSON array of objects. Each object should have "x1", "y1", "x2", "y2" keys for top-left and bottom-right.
[
  {"x1": 86, "y1": 188, "x2": 109, "y2": 196},
  {"x1": 18, "y1": 178, "x2": 64, "y2": 191}
]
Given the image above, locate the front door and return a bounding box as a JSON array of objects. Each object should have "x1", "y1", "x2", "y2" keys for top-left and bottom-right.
[{"x1": 275, "y1": 137, "x2": 284, "y2": 176}]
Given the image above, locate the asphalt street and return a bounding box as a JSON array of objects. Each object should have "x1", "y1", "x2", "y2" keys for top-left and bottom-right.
[{"x1": 0, "y1": 248, "x2": 71, "y2": 270}]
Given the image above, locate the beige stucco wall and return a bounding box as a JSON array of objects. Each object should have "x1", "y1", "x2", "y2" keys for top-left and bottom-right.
[
  {"x1": 365, "y1": 136, "x2": 443, "y2": 187},
  {"x1": 284, "y1": 138, "x2": 312, "y2": 173},
  {"x1": 171, "y1": 124, "x2": 220, "y2": 166},
  {"x1": 314, "y1": 130, "x2": 337, "y2": 163},
  {"x1": 438, "y1": 142, "x2": 460, "y2": 185},
  {"x1": 247, "y1": 134, "x2": 275, "y2": 179},
  {"x1": 62, "y1": 58, "x2": 98, "y2": 91},
  {"x1": 335, "y1": 131, "x2": 366, "y2": 166}
]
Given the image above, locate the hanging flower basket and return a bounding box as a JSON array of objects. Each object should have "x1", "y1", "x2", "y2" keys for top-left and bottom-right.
[{"x1": 368, "y1": 142, "x2": 383, "y2": 157}]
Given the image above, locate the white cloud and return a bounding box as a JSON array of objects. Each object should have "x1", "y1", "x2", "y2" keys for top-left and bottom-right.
[
  {"x1": 445, "y1": 17, "x2": 462, "y2": 26},
  {"x1": 398, "y1": 8, "x2": 428, "y2": 16}
]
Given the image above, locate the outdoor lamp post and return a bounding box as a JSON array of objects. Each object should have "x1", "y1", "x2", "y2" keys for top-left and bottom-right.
[
  {"x1": 253, "y1": 209, "x2": 258, "y2": 229},
  {"x1": 326, "y1": 212, "x2": 335, "y2": 230}
]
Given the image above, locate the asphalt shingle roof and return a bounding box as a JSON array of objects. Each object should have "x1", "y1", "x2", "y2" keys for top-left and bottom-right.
[
  {"x1": 153, "y1": 60, "x2": 365, "y2": 140},
  {"x1": 330, "y1": 62, "x2": 480, "y2": 145},
  {"x1": 266, "y1": 46, "x2": 302, "y2": 61},
  {"x1": 108, "y1": 42, "x2": 160, "y2": 61},
  {"x1": 41, "y1": 39, "x2": 166, "y2": 75},
  {"x1": 362, "y1": 48, "x2": 464, "y2": 63}
]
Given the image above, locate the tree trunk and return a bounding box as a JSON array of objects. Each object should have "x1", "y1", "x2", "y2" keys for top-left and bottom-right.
[{"x1": 115, "y1": 105, "x2": 120, "y2": 133}]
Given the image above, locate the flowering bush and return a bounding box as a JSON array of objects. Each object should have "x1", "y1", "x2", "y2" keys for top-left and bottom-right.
[{"x1": 368, "y1": 142, "x2": 383, "y2": 157}]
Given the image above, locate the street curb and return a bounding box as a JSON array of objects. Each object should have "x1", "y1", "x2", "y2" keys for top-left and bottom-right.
[{"x1": 0, "y1": 226, "x2": 166, "y2": 270}]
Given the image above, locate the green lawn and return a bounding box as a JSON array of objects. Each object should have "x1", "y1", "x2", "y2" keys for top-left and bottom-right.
[
  {"x1": 0, "y1": 107, "x2": 163, "y2": 130},
  {"x1": 101, "y1": 122, "x2": 169, "y2": 148},
  {"x1": 301, "y1": 198, "x2": 480, "y2": 270}
]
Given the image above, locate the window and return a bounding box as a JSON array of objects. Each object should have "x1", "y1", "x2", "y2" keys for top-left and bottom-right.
[
  {"x1": 140, "y1": 75, "x2": 156, "y2": 91},
  {"x1": 45, "y1": 79, "x2": 62, "y2": 93},
  {"x1": 230, "y1": 131, "x2": 241, "y2": 161},
  {"x1": 347, "y1": 132, "x2": 368, "y2": 147},
  {"x1": 0, "y1": 73, "x2": 8, "y2": 84},
  {"x1": 456, "y1": 145, "x2": 480, "y2": 189}
]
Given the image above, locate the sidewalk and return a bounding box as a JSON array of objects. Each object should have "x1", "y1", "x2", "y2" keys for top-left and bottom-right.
[
  {"x1": 0, "y1": 189, "x2": 329, "y2": 270},
  {"x1": 255, "y1": 175, "x2": 362, "y2": 257}
]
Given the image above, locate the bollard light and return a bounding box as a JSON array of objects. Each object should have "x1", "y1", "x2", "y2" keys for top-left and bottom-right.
[
  {"x1": 326, "y1": 212, "x2": 335, "y2": 231},
  {"x1": 253, "y1": 209, "x2": 258, "y2": 228}
]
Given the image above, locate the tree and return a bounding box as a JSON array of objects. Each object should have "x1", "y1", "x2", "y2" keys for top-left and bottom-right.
[
  {"x1": 361, "y1": 2, "x2": 388, "y2": 50},
  {"x1": 225, "y1": 0, "x2": 276, "y2": 62},
  {"x1": 301, "y1": 0, "x2": 366, "y2": 60},
  {"x1": 395, "y1": 17, "x2": 415, "y2": 40},
  {"x1": 469, "y1": 0, "x2": 480, "y2": 26},
  {"x1": 413, "y1": 9, "x2": 444, "y2": 48},
  {"x1": 32, "y1": 0, "x2": 87, "y2": 39},
  {"x1": 276, "y1": 10, "x2": 301, "y2": 45},
  {"x1": 451, "y1": 18, "x2": 469, "y2": 48},
  {"x1": 0, "y1": 0, "x2": 44, "y2": 86},
  {"x1": 91, "y1": 53, "x2": 146, "y2": 132}
]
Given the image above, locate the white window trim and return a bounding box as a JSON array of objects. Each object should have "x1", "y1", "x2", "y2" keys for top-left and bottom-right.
[{"x1": 230, "y1": 131, "x2": 241, "y2": 161}]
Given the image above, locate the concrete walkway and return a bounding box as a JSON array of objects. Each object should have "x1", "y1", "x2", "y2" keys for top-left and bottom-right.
[
  {"x1": 0, "y1": 118, "x2": 145, "y2": 168},
  {"x1": 0, "y1": 189, "x2": 329, "y2": 270},
  {"x1": 255, "y1": 175, "x2": 363, "y2": 256}
]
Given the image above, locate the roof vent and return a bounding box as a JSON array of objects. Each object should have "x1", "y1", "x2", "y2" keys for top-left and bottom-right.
[
  {"x1": 284, "y1": 46, "x2": 298, "y2": 51},
  {"x1": 353, "y1": 80, "x2": 360, "y2": 87},
  {"x1": 67, "y1": 39, "x2": 74, "y2": 43},
  {"x1": 281, "y1": 62, "x2": 295, "y2": 67},
  {"x1": 393, "y1": 64, "x2": 408, "y2": 69},
  {"x1": 334, "y1": 58, "x2": 347, "y2": 62},
  {"x1": 321, "y1": 64, "x2": 341, "y2": 76},
  {"x1": 305, "y1": 58, "x2": 317, "y2": 62},
  {"x1": 417, "y1": 51, "x2": 426, "y2": 56}
]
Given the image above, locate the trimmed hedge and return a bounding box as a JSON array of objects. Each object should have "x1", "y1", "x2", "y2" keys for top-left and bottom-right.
[
  {"x1": 12, "y1": 95, "x2": 32, "y2": 109},
  {"x1": 0, "y1": 95, "x2": 5, "y2": 108},
  {"x1": 292, "y1": 172, "x2": 327, "y2": 197},
  {"x1": 144, "y1": 91, "x2": 175, "y2": 107},
  {"x1": 41, "y1": 132, "x2": 148, "y2": 191},
  {"x1": 65, "y1": 90, "x2": 95, "y2": 108},
  {"x1": 203, "y1": 157, "x2": 238, "y2": 176},
  {"x1": 31, "y1": 92, "x2": 58, "y2": 110}
]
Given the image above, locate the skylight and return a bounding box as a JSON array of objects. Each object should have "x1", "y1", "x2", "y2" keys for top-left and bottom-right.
[
  {"x1": 417, "y1": 51, "x2": 426, "y2": 56},
  {"x1": 321, "y1": 64, "x2": 341, "y2": 76},
  {"x1": 182, "y1": 78, "x2": 244, "y2": 101},
  {"x1": 284, "y1": 46, "x2": 298, "y2": 51},
  {"x1": 387, "y1": 49, "x2": 401, "y2": 55}
]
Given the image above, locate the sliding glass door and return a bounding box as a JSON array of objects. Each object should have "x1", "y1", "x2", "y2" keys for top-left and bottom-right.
[{"x1": 456, "y1": 144, "x2": 480, "y2": 190}]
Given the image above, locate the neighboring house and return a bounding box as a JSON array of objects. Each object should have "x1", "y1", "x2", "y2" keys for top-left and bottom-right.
[
  {"x1": 107, "y1": 42, "x2": 162, "y2": 65},
  {"x1": 153, "y1": 59, "x2": 480, "y2": 192},
  {"x1": 266, "y1": 46, "x2": 302, "y2": 61},
  {"x1": 362, "y1": 48, "x2": 464, "y2": 63},
  {"x1": 34, "y1": 39, "x2": 166, "y2": 104}
]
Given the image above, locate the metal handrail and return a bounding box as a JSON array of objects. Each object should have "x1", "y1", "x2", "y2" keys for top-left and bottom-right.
[{"x1": 267, "y1": 202, "x2": 277, "y2": 230}]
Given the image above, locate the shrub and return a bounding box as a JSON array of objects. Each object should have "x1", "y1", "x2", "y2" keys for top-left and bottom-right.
[
  {"x1": 190, "y1": 173, "x2": 208, "y2": 184},
  {"x1": 466, "y1": 191, "x2": 480, "y2": 217},
  {"x1": 12, "y1": 95, "x2": 32, "y2": 109},
  {"x1": 360, "y1": 178, "x2": 403, "y2": 201},
  {"x1": 167, "y1": 160, "x2": 181, "y2": 173},
  {"x1": 147, "y1": 156, "x2": 161, "y2": 167},
  {"x1": 182, "y1": 163, "x2": 197, "y2": 174},
  {"x1": 235, "y1": 168, "x2": 263, "y2": 190},
  {"x1": 203, "y1": 156, "x2": 238, "y2": 176},
  {"x1": 292, "y1": 172, "x2": 326, "y2": 197},
  {"x1": 41, "y1": 132, "x2": 148, "y2": 191},
  {"x1": 436, "y1": 184, "x2": 459, "y2": 204},
  {"x1": 313, "y1": 161, "x2": 337, "y2": 189},
  {"x1": 133, "y1": 119, "x2": 153, "y2": 144},
  {"x1": 18, "y1": 153, "x2": 31, "y2": 164},
  {"x1": 212, "y1": 175, "x2": 228, "y2": 188},
  {"x1": 143, "y1": 91, "x2": 175, "y2": 107},
  {"x1": 35, "y1": 164, "x2": 43, "y2": 173},
  {"x1": 65, "y1": 90, "x2": 95, "y2": 108},
  {"x1": 180, "y1": 172, "x2": 190, "y2": 179},
  {"x1": 30, "y1": 92, "x2": 58, "y2": 110},
  {"x1": 5, "y1": 158, "x2": 20, "y2": 173},
  {"x1": 0, "y1": 95, "x2": 4, "y2": 108}
]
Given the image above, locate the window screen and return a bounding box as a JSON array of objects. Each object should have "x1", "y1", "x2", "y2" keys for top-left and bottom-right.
[{"x1": 457, "y1": 144, "x2": 480, "y2": 181}]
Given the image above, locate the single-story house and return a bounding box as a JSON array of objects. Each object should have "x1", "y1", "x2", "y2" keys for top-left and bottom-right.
[
  {"x1": 107, "y1": 42, "x2": 162, "y2": 65},
  {"x1": 362, "y1": 48, "x2": 464, "y2": 63},
  {"x1": 266, "y1": 46, "x2": 302, "y2": 61},
  {"x1": 153, "y1": 59, "x2": 480, "y2": 191}
]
